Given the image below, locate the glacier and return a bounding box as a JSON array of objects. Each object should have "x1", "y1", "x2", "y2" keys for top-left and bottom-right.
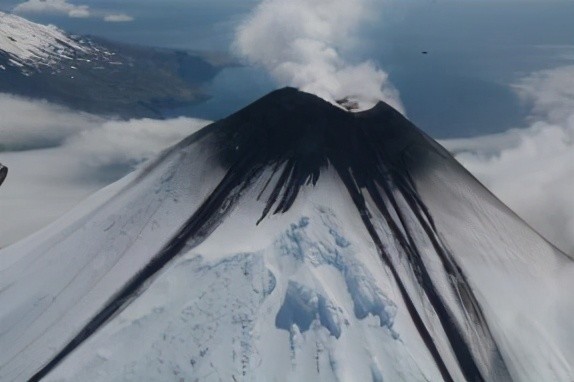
[{"x1": 0, "y1": 88, "x2": 573, "y2": 381}]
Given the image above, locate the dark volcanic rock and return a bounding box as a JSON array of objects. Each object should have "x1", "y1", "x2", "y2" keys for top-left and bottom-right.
[{"x1": 0, "y1": 163, "x2": 7, "y2": 187}]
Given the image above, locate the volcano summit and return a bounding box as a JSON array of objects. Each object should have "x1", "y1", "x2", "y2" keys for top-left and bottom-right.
[{"x1": 0, "y1": 88, "x2": 573, "y2": 382}]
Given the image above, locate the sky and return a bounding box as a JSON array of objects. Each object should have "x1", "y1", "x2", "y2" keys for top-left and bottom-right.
[
  {"x1": 1, "y1": 0, "x2": 574, "y2": 252},
  {"x1": 2, "y1": 0, "x2": 573, "y2": 136},
  {"x1": 0, "y1": 0, "x2": 257, "y2": 50}
]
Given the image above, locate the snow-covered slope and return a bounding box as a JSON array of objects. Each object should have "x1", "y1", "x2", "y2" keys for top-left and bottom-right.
[
  {"x1": 0, "y1": 11, "x2": 98, "y2": 72},
  {"x1": 0, "y1": 88, "x2": 573, "y2": 381},
  {"x1": 0, "y1": 11, "x2": 223, "y2": 118}
]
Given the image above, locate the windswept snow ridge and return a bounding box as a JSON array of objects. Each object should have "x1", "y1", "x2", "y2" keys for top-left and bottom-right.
[{"x1": 0, "y1": 88, "x2": 573, "y2": 381}]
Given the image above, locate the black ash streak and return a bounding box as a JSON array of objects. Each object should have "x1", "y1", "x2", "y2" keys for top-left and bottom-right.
[
  {"x1": 32, "y1": 88, "x2": 509, "y2": 381},
  {"x1": 218, "y1": 88, "x2": 510, "y2": 381}
]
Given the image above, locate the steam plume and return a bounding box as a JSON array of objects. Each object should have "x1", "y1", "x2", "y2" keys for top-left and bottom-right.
[{"x1": 234, "y1": 0, "x2": 403, "y2": 112}]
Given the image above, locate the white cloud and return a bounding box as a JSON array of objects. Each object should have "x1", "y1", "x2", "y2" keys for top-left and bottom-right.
[
  {"x1": 444, "y1": 65, "x2": 574, "y2": 254},
  {"x1": 0, "y1": 94, "x2": 209, "y2": 248},
  {"x1": 65, "y1": 117, "x2": 206, "y2": 171},
  {"x1": 234, "y1": 0, "x2": 403, "y2": 112},
  {"x1": 513, "y1": 65, "x2": 574, "y2": 125},
  {"x1": 103, "y1": 14, "x2": 134, "y2": 23},
  {"x1": 14, "y1": 0, "x2": 91, "y2": 18},
  {"x1": 0, "y1": 94, "x2": 103, "y2": 150},
  {"x1": 13, "y1": 0, "x2": 134, "y2": 22}
]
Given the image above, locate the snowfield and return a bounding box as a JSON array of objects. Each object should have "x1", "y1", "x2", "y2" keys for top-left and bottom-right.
[{"x1": 0, "y1": 88, "x2": 573, "y2": 381}]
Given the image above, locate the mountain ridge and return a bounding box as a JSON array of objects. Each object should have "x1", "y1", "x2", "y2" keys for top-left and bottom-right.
[{"x1": 0, "y1": 11, "x2": 225, "y2": 119}]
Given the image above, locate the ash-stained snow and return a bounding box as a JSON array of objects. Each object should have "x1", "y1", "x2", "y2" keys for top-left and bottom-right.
[
  {"x1": 0, "y1": 132, "x2": 228, "y2": 381},
  {"x1": 1, "y1": 89, "x2": 574, "y2": 381},
  {"x1": 43, "y1": 203, "x2": 428, "y2": 382},
  {"x1": 408, "y1": 147, "x2": 574, "y2": 382}
]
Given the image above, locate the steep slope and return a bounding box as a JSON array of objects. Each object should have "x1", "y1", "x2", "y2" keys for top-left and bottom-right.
[
  {"x1": 0, "y1": 11, "x2": 95, "y2": 71},
  {"x1": 0, "y1": 11, "x2": 224, "y2": 118},
  {"x1": 0, "y1": 88, "x2": 573, "y2": 382}
]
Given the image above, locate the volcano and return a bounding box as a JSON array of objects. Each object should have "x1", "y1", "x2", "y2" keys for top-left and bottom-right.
[{"x1": 1, "y1": 88, "x2": 573, "y2": 382}]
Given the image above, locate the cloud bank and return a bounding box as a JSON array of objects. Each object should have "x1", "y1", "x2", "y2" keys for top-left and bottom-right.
[
  {"x1": 103, "y1": 14, "x2": 134, "y2": 23},
  {"x1": 13, "y1": 0, "x2": 90, "y2": 18},
  {"x1": 13, "y1": 0, "x2": 134, "y2": 22},
  {"x1": 444, "y1": 65, "x2": 574, "y2": 254},
  {"x1": 0, "y1": 94, "x2": 103, "y2": 151},
  {"x1": 234, "y1": 0, "x2": 403, "y2": 112},
  {"x1": 0, "y1": 94, "x2": 209, "y2": 248}
]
